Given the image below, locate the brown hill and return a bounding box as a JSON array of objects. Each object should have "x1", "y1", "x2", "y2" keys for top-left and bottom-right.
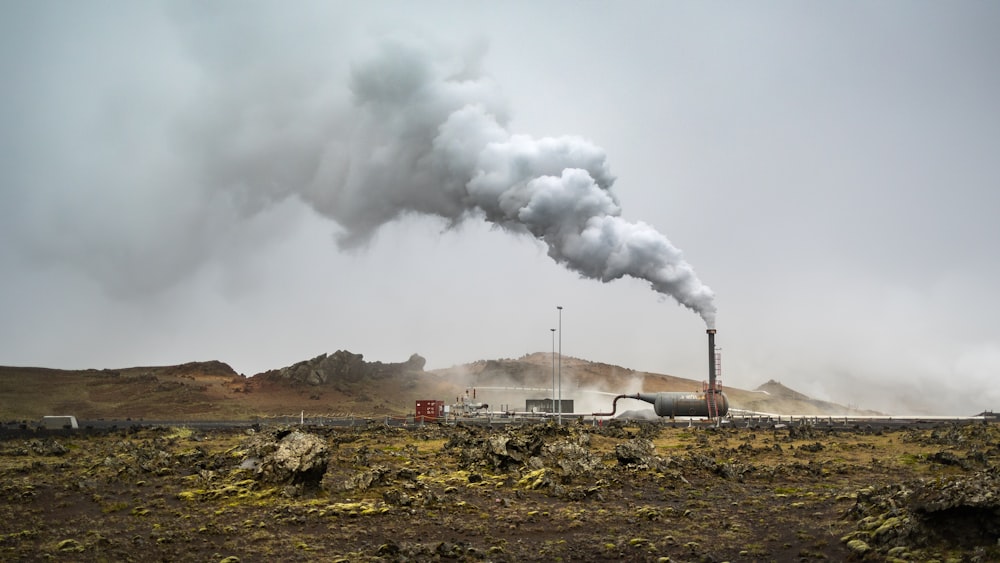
[
  {"x1": 0, "y1": 351, "x2": 876, "y2": 421},
  {"x1": 0, "y1": 362, "x2": 244, "y2": 420}
]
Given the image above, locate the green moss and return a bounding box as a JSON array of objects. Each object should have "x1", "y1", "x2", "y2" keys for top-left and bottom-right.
[
  {"x1": 635, "y1": 506, "x2": 662, "y2": 521},
  {"x1": 101, "y1": 501, "x2": 129, "y2": 513},
  {"x1": 165, "y1": 427, "x2": 194, "y2": 440},
  {"x1": 56, "y1": 538, "x2": 84, "y2": 552},
  {"x1": 326, "y1": 501, "x2": 389, "y2": 516},
  {"x1": 516, "y1": 468, "x2": 548, "y2": 490},
  {"x1": 629, "y1": 538, "x2": 650, "y2": 546}
]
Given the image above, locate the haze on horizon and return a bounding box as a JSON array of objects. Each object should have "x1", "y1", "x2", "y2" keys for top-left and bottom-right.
[{"x1": 1, "y1": 2, "x2": 998, "y2": 416}]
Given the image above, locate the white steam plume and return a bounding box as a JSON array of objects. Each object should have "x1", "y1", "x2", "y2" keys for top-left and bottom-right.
[
  {"x1": 301, "y1": 40, "x2": 717, "y2": 326},
  {"x1": 2, "y1": 21, "x2": 714, "y2": 326}
]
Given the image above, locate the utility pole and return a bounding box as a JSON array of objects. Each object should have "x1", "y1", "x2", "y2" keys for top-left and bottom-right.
[
  {"x1": 550, "y1": 328, "x2": 556, "y2": 415},
  {"x1": 557, "y1": 306, "x2": 563, "y2": 424}
]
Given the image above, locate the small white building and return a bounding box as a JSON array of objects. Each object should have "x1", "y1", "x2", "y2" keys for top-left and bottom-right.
[{"x1": 40, "y1": 416, "x2": 78, "y2": 430}]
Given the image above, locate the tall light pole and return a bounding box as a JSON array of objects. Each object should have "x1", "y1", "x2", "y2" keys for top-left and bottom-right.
[
  {"x1": 557, "y1": 306, "x2": 563, "y2": 424},
  {"x1": 550, "y1": 328, "x2": 556, "y2": 415}
]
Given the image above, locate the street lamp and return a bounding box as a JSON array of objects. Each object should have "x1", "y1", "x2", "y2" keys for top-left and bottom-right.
[
  {"x1": 557, "y1": 306, "x2": 563, "y2": 424},
  {"x1": 550, "y1": 328, "x2": 556, "y2": 415}
]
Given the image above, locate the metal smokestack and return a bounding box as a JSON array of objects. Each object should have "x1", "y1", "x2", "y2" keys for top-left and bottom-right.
[
  {"x1": 591, "y1": 328, "x2": 729, "y2": 420},
  {"x1": 707, "y1": 329, "x2": 717, "y2": 389},
  {"x1": 592, "y1": 328, "x2": 729, "y2": 421}
]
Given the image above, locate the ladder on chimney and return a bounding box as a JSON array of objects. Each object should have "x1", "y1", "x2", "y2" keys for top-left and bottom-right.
[
  {"x1": 705, "y1": 347, "x2": 723, "y2": 420},
  {"x1": 714, "y1": 346, "x2": 723, "y2": 382}
]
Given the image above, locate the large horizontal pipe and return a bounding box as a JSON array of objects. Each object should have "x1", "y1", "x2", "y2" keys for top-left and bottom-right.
[{"x1": 593, "y1": 391, "x2": 729, "y2": 419}]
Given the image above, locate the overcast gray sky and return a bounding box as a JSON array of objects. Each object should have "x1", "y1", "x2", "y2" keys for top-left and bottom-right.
[{"x1": 2, "y1": 2, "x2": 998, "y2": 415}]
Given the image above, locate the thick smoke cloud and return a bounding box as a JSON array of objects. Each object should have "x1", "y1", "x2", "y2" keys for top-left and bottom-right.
[{"x1": 301, "y1": 41, "x2": 717, "y2": 326}]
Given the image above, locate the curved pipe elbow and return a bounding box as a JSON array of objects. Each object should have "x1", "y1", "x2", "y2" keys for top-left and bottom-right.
[{"x1": 591, "y1": 393, "x2": 641, "y2": 417}]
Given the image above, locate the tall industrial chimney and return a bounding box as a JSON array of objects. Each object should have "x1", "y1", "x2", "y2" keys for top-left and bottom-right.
[
  {"x1": 591, "y1": 327, "x2": 729, "y2": 420},
  {"x1": 707, "y1": 329, "x2": 717, "y2": 390}
]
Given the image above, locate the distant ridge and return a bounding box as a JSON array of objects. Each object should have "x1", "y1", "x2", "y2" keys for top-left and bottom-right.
[
  {"x1": 0, "y1": 351, "x2": 878, "y2": 420},
  {"x1": 754, "y1": 379, "x2": 812, "y2": 401}
]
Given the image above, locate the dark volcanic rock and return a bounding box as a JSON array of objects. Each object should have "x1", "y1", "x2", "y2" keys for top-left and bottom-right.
[
  {"x1": 257, "y1": 350, "x2": 426, "y2": 387},
  {"x1": 909, "y1": 470, "x2": 1000, "y2": 518},
  {"x1": 615, "y1": 438, "x2": 657, "y2": 467},
  {"x1": 245, "y1": 429, "x2": 329, "y2": 486},
  {"x1": 446, "y1": 423, "x2": 593, "y2": 474},
  {"x1": 844, "y1": 470, "x2": 1000, "y2": 559}
]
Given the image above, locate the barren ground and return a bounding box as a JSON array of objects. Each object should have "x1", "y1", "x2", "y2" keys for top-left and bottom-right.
[{"x1": 3, "y1": 420, "x2": 999, "y2": 562}]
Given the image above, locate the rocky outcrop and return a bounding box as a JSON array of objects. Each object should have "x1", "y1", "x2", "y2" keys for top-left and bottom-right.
[
  {"x1": 446, "y1": 425, "x2": 549, "y2": 471},
  {"x1": 443, "y1": 424, "x2": 605, "y2": 498},
  {"x1": 257, "y1": 350, "x2": 426, "y2": 387},
  {"x1": 843, "y1": 469, "x2": 1000, "y2": 559},
  {"x1": 243, "y1": 429, "x2": 329, "y2": 486},
  {"x1": 614, "y1": 438, "x2": 658, "y2": 467},
  {"x1": 159, "y1": 361, "x2": 239, "y2": 378},
  {"x1": 909, "y1": 470, "x2": 1000, "y2": 538}
]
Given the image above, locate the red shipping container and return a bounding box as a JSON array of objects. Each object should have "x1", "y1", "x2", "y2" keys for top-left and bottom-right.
[{"x1": 415, "y1": 400, "x2": 445, "y2": 421}]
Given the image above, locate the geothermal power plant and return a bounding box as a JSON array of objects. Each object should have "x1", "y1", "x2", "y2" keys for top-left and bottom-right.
[{"x1": 409, "y1": 328, "x2": 729, "y2": 423}]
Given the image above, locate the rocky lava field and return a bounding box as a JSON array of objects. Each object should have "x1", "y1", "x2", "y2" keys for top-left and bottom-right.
[{"x1": 2, "y1": 420, "x2": 1000, "y2": 562}]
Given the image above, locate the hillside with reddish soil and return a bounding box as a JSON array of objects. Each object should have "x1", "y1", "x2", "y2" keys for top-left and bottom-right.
[{"x1": 0, "y1": 350, "x2": 876, "y2": 421}]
